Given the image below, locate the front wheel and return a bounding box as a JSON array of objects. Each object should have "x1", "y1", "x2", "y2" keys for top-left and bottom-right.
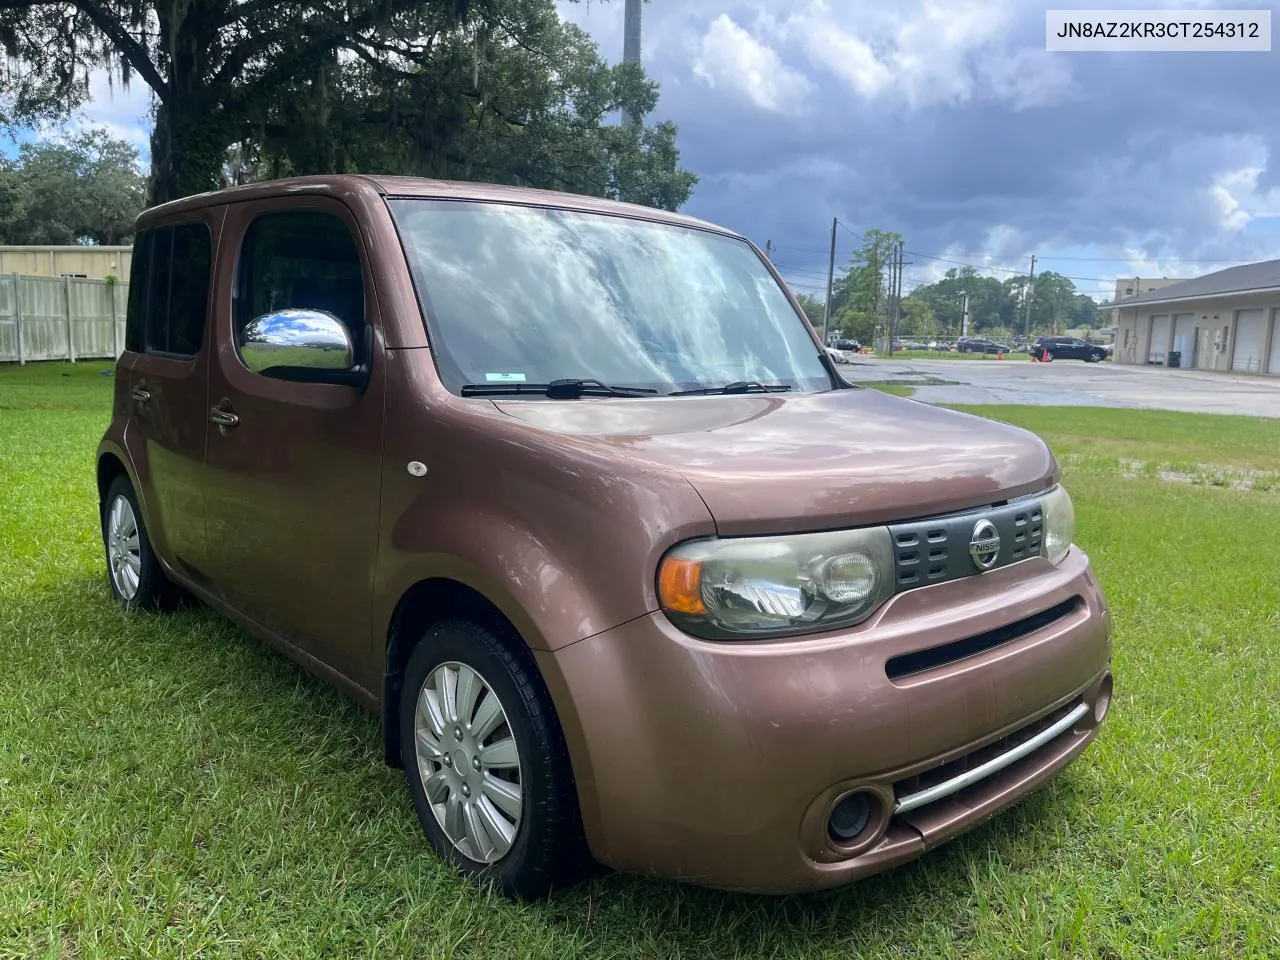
[{"x1": 400, "y1": 619, "x2": 590, "y2": 899}]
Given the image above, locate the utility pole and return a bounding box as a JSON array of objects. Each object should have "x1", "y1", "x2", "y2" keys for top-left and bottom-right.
[
  {"x1": 619, "y1": 0, "x2": 642, "y2": 130},
  {"x1": 1023, "y1": 254, "x2": 1037, "y2": 337},
  {"x1": 872, "y1": 249, "x2": 881, "y2": 339},
  {"x1": 885, "y1": 241, "x2": 905, "y2": 353},
  {"x1": 764, "y1": 239, "x2": 773, "y2": 261},
  {"x1": 881, "y1": 244, "x2": 895, "y2": 353},
  {"x1": 892, "y1": 240, "x2": 906, "y2": 347},
  {"x1": 821, "y1": 217, "x2": 837, "y2": 345},
  {"x1": 893, "y1": 243, "x2": 901, "y2": 350},
  {"x1": 961, "y1": 289, "x2": 970, "y2": 338}
]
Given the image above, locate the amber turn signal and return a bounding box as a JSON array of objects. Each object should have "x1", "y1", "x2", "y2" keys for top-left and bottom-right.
[{"x1": 657, "y1": 557, "x2": 706, "y2": 615}]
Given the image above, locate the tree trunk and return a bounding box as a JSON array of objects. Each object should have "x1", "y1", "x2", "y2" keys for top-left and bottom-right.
[
  {"x1": 149, "y1": 97, "x2": 231, "y2": 205},
  {"x1": 147, "y1": 3, "x2": 228, "y2": 206}
]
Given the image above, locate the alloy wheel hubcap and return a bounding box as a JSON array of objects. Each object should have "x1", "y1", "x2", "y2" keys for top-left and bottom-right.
[
  {"x1": 414, "y1": 661, "x2": 524, "y2": 864},
  {"x1": 106, "y1": 495, "x2": 142, "y2": 600}
]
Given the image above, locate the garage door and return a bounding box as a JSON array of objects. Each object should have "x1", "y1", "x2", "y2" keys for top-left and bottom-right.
[
  {"x1": 1172, "y1": 314, "x2": 1196, "y2": 368},
  {"x1": 1232, "y1": 309, "x2": 1267, "y2": 373},
  {"x1": 1147, "y1": 315, "x2": 1170, "y2": 364},
  {"x1": 1269, "y1": 309, "x2": 1280, "y2": 375}
]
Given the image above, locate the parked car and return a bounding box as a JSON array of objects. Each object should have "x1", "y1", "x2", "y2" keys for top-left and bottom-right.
[
  {"x1": 97, "y1": 175, "x2": 1112, "y2": 900},
  {"x1": 826, "y1": 346, "x2": 851, "y2": 364},
  {"x1": 833, "y1": 338, "x2": 861, "y2": 352},
  {"x1": 957, "y1": 337, "x2": 1011, "y2": 354},
  {"x1": 1031, "y1": 336, "x2": 1108, "y2": 363}
]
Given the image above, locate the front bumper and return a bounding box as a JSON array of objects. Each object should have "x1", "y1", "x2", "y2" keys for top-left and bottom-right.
[{"x1": 536, "y1": 548, "x2": 1112, "y2": 892}]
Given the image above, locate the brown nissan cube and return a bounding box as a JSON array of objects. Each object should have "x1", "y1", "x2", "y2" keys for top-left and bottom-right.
[{"x1": 97, "y1": 175, "x2": 1113, "y2": 898}]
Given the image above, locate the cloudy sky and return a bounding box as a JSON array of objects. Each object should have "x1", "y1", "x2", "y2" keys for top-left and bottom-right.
[
  {"x1": 557, "y1": 0, "x2": 1280, "y2": 301},
  {"x1": 14, "y1": 0, "x2": 1280, "y2": 302}
]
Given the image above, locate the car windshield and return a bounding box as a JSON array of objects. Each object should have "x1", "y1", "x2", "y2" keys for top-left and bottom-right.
[{"x1": 387, "y1": 199, "x2": 833, "y2": 397}]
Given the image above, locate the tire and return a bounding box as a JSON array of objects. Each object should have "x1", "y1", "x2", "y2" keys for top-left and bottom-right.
[
  {"x1": 101, "y1": 476, "x2": 184, "y2": 610},
  {"x1": 1044, "y1": 351, "x2": 1055, "y2": 362},
  {"x1": 1088, "y1": 352, "x2": 1102, "y2": 363},
  {"x1": 399, "y1": 618, "x2": 590, "y2": 899}
]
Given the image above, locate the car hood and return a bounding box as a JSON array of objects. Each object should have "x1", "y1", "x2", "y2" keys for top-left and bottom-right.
[{"x1": 492, "y1": 388, "x2": 1057, "y2": 535}]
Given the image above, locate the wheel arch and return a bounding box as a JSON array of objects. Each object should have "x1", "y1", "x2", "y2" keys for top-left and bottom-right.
[
  {"x1": 382, "y1": 577, "x2": 563, "y2": 770},
  {"x1": 96, "y1": 449, "x2": 136, "y2": 518}
]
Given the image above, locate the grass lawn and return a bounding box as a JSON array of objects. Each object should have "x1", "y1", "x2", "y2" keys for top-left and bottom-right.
[
  {"x1": 860, "y1": 382, "x2": 919, "y2": 397},
  {"x1": 2, "y1": 361, "x2": 1279, "y2": 958}
]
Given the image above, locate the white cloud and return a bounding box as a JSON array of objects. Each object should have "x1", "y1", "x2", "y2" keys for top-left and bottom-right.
[
  {"x1": 979, "y1": 48, "x2": 1076, "y2": 110},
  {"x1": 37, "y1": 69, "x2": 154, "y2": 164},
  {"x1": 792, "y1": 18, "x2": 893, "y2": 99},
  {"x1": 780, "y1": 0, "x2": 1073, "y2": 111},
  {"x1": 1210, "y1": 162, "x2": 1280, "y2": 231},
  {"x1": 692, "y1": 14, "x2": 815, "y2": 112}
]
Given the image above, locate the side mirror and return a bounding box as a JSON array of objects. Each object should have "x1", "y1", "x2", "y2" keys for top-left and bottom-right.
[{"x1": 240, "y1": 308, "x2": 368, "y2": 387}]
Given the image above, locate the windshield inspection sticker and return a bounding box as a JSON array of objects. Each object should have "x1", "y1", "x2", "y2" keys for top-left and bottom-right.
[{"x1": 485, "y1": 372, "x2": 528, "y2": 382}]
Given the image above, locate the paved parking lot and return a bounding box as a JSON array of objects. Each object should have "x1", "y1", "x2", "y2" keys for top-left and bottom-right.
[{"x1": 839, "y1": 356, "x2": 1280, "y2": 418}]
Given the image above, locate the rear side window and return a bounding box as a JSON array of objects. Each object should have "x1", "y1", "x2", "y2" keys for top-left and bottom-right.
[
  {"x1": 168, "y1": 225, "x2": 213, "y2": 355},
  {"x1": 144, "y1": 231, "x2": 172, "y2": 352},
  {"x1": 124, "y1": 230, "x2": 151, "y2": 353},
  {"x1": 128, "y1": 221, "x2": 213, "y2": 357},
  {"x1": 237, "y1": 210, "x2": 365, "y2": 359}
]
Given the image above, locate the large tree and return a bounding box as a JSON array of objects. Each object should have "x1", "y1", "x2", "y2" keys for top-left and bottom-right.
[
  {"x1": 824, "y1": 228, "x2": 901, "y2": 344},
  {"x1": 906, "y1": 266, "x2": 1101, "y2": 337},
  {"x1": 224, "y1": 3, "x2": 695, "y2": 209},
  {"x1": 793, "y1": 292, "x2": 825, "y2": 330},
  {"x1": 911, "y1": 266, "x2": 1014, "y2": 335},
  {"x1": 0, "y1": 128, "x2": 146, "y2": 243},
  {"x1": 0, "y1": 0, "x2": 694, "y2": 208}
]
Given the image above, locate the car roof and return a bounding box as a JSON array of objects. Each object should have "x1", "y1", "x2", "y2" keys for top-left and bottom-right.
[{"x1": 137, "y1": 174, "x2": 739, "y2": 239}]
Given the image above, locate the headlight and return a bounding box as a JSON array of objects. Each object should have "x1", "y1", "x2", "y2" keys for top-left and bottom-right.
[
  {"x1": 657, "y1": 527, "x2": 895, "y2": 640},
  {"x1": 1040, "y1": 484, "x2": 1075, "y2": 565}
]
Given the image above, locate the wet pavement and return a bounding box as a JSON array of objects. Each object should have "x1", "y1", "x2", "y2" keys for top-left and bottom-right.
[{"x1": 837, "y1": 356, "x2": 1280, "y2": 418}]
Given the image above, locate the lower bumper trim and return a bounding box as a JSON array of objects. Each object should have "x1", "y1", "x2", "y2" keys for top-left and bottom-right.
[{"x1": 893, "y1": 701, "x2": 1089, "y2": 815}]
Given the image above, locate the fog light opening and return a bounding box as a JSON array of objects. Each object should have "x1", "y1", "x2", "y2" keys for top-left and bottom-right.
[
  {"x1": 827, "y1": 790, "x2": 880, "y2": 847},
  {"x1": 1094, "y1": 672, "x2": 1113, "y2": 725}
]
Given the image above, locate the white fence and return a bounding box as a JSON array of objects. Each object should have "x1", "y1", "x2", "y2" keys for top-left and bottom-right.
[{"x1": 0, "y1": 274, "x2": 129, "y2": 363}]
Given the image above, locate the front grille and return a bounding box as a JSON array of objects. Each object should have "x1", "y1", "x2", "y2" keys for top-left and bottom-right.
[
  {"x1": 889, "y1": 498, "x2": 1044, "y2": 590},
  {"x1": 891, "y1": 698, "x2": 1083, "y2": 813}
]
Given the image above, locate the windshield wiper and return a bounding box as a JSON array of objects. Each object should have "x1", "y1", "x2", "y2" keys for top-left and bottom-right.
[
  {"x1": 460, "y1": 378, "x2": 659, "y2": 399},
  {"x1": 668, "y1": 381, "x2": 793, "y2": 397}
]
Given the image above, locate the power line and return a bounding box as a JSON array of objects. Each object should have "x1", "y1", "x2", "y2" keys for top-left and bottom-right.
[
  {"x1": 796, "y1": 254, "x2": 1114, "y2": 287},
  {"x1": 1032, "y1": 254, "x2": 1264, "y2": 263},
  {"x1": 836, "y1": 221, "x2": 865, "y2": 244},
  {"x1": 774, "y1": 244, "x2": 834, "y2": 256},
  {"x1": 783, "y1": 244, "x2": 1265, "y2": 266},
  {"x1": 774, "y1": 268, "x2": 832, "y2": 281},
  {"x1": 905, "y1": 248, "x2": 1116, "y2": 284}
]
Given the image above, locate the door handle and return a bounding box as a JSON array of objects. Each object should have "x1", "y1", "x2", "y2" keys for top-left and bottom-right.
[
  {"x1": 209, "y1": 408, "x2": 240, "y2": 428},
  {"x1": 131, "y1": 387, "x2": 151, "y2": 403}
]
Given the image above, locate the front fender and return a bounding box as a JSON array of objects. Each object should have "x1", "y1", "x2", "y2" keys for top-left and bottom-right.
[{"x1": 372, "y1": 465, "x2": 716, "y2": 656}]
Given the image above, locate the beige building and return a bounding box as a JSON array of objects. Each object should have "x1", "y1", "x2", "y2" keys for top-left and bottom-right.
[
  {"x1": 1110, "y1": 260, "x2": 1280, "y2": 375},
  {"x1": 1112, "y1": 277, "x2": 1184, "y2": 302},
  {"x1": 1103, "y1": 277, "x2": 1184, "y2": 331},
  {"x1": 0, "y1": 245, "x2": 132, "y2": 281}
]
